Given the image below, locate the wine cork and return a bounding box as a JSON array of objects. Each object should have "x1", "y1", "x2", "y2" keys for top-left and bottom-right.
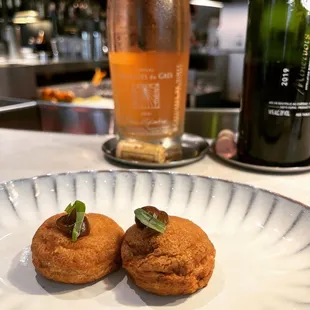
[
  {"x1": 215, "y1": 136, "x2": 237, "y2": 159},
  {"x1": 116, "y1": 139, "x2": 167, "y2": 164},
  {"x1": 218, "y1": 129, "x2": 235, "y2": 140}
]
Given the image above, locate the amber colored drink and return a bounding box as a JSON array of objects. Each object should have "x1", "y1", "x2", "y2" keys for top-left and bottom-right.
[
  {"x1": 109, "y1": 51, "x2": 189, "y2": 142},
  {"x1": 107, "y1": 0, "x2": 190, "y2": 145}
]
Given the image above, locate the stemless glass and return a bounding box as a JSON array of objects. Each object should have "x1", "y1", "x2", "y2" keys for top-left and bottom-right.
[{"x1": 107, "y1": 0, "x2": 190, "y2": 148}]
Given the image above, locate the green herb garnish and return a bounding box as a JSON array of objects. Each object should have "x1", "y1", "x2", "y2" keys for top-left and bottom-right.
[
  {"x1": 56, "y1": 200, "x2": 89, "y2": 242},
  {"x1": 65, "y1": 202, "x2": 76, "y2": 215},
  {"x1": 70, "y1": 200, "x2": 86, "y2": 242},
  {"x1": 134, "y1": 207, "x2": 167, "y2": 234}
]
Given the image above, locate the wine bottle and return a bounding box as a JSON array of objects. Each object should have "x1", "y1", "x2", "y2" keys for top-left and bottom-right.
[{"x1": 238, "y1": 0, "x2": 310, "y2": 166}]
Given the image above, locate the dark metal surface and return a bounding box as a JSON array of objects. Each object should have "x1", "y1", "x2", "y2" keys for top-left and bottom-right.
[
  {"x1": 38, "y1": 105, "x2": 240, "y2": 138},
  {"x1": 39, "y1": 101, "x2": 115, "y2": 135},
  {"x1": 0, "y1": 98, "x2": 240, "y2": 138},
  {"x1": 0, "y1": 97, "x2": 33, "y2": 107},
  {"x1": 210, "y1": 141, "x2": 310, "y2": 174},
  {"x1": 185, "y1": 108, "x2": 239, "y2": 138},
  {"x1": 102, "y1": 134, "x2": 209, "y2": 169},
  {"x1": 0, "y1": 100, "x2": 42, "y2": 131}
]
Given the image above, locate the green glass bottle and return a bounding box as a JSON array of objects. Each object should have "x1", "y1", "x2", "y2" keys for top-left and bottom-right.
[{"x1": 238, "y1": 0, "x2": 310, "y2": 166}]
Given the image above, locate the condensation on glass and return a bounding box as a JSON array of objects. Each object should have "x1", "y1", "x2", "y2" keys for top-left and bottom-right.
[{"x1": 107, "y1": 0, "x2": 190, "y2": 146}]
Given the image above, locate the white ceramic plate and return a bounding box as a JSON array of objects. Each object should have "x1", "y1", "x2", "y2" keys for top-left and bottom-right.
[{"x1": 0, "y1": 170, "x2": 310, "y2": 310}]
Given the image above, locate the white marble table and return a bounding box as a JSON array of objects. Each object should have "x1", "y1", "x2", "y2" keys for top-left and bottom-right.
[{"x1": 0, "y1": 128, "x2": 309, "y2": 205}]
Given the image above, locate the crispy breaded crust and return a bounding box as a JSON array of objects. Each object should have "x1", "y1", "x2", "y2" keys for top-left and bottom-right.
[
  {"x1": 31, "y1": 213, "x2": 124, "y2": 284},
  {"x1": 121, "y1": 216, "x2": 216, "y2": 296}
]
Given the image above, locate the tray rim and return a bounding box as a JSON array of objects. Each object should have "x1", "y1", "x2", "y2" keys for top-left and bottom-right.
[{"x1": 101, "y1": 133, "x2": 210, "y2": 169}]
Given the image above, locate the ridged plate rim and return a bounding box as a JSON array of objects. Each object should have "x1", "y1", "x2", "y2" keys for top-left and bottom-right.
[{"x1": 1, "y1": 169, "x2": 309, "y2": 210}]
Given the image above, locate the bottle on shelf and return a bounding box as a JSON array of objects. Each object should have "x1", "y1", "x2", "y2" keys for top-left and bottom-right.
[
  {"x1": 93, "y1": 19, "x2": 102, "y2": 60},
  {"x1": 238, "y1": 0, "x2": 310, "y2": 167}
]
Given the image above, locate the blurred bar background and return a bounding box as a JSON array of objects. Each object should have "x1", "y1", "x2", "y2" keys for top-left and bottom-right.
[{"x1": 0, "y1": 0, "x2": 248, "y2": 137}]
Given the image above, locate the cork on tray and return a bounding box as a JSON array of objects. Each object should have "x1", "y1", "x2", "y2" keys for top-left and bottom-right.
[{"x1": 116, "y1": 140, "x2": 167, "y2": 164}]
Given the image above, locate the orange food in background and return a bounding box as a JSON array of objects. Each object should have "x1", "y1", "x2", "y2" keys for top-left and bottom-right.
[
  {"x1": 92, "y1": 68, "x2": 107, "y2": 86},
  {"x1": 40, "y1": 68, "x2": 106, "y2": 103},
  {"x1": 40, "y1": 88, "x2": 75, "y2": 103}
]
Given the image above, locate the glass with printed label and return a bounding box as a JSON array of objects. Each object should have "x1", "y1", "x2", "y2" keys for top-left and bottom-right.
[{"x1": 107, "y1": 0, "x2": 190, "y2": 147}]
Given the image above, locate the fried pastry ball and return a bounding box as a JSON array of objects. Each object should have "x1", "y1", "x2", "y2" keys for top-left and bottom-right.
[
  {"x1": 31, "y1": 213, "x2": 124, "y2": 284},
  {"x1": 122, "y1": 213, "x2": 216, "y2": 296}
]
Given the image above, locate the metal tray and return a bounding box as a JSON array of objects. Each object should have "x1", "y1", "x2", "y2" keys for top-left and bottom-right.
[
  {"x1": 210, "y1": 140, "x2": 310, "y2": 174},
  {"x1": 102, "y1": 134, "x2": 209, "y2": 169}
]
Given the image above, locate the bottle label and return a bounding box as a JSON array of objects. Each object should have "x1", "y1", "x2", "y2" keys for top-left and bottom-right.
[
  {"x1": 295, "y1": 34, "x2": 310, "y2": 96},
  {"x1": 301, "y1": 0, "x2": 310, "y2": 11},
  {"x1": 109, "y1": 52, "x2": 188, "y2": 139},
  {"x1": 266, "y1": 33, "x2": 310, "y2": 118},
  {"x1": 268, "y1": 101, "x2": 310, "y2": 117}
]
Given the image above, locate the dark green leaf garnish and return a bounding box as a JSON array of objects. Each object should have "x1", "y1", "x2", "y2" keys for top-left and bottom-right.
[
  {"x1": 56, "y1": 200, "x2": 90, "y2": 242},
  {"x1": 72, "y1": 200, "x2": 86, "y2": 242},
  {"x1": 65, "y1": 202, "x2": 75, "y2": 215},
  {"x1": 134, "y1": 207, "x2": 168, "y2": 234}
]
